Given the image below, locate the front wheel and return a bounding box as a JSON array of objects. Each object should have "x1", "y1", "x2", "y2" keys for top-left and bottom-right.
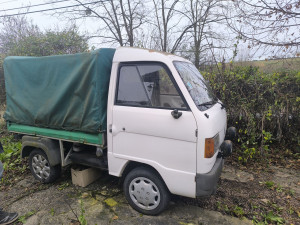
[
  {"x1": 123, "y1": 167, "x2": 170, "y2": 215},
  {"x1": 29, "y1": 149, "x2": 61, "y2": 183}
]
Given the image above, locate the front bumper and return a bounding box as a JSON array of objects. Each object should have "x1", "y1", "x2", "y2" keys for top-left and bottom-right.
[{"x1": 195, "y1": 157, "x2": 224, "y2": 197}]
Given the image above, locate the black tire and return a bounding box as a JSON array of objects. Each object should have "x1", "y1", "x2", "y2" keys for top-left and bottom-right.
[
  {"x1": 29, "y1": 149, "x2": 61, "y2": 183},
  {"x1": 123, "y1": 167, "x2": 170, "y2": 215}
]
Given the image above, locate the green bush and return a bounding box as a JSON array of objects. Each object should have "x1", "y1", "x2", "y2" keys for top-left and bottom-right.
[
  {"x1": 0, "y1": 135, "x2": 22, "y2": 171},
  {"x1": 203, "y1": 66, "x2": 300, "y2": 163},
  {"x1": 0, "y1": 134, "x2": 27, "y2": 186}
]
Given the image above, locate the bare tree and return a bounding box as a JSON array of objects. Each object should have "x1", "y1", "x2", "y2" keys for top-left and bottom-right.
[
  {"x1": 48, "y1": 0, "x2": 231, "y2": 61},
  {"x1": 0, "y1": 16, "x2": 88, "y2": 56},
  {"x1": 151, "y1": 0, "x2": 195, "y2": 53},
  {"x1": 0, "y1": 16, "x2": 41, "y2": 55},
  {"x1": 53, "y1": 0, "x2": 147, "y2": 47},
  {"x1": 227, "y1": 0, "x2": 300, "y2": 57},
  {"x1": 179, "y1": 0, "x2": 229, "y2": 68}
]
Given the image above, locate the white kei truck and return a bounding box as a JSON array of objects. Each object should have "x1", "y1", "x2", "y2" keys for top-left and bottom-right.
[{"x1": 3, "y1": 47, "x2": 235, "y2": 215}]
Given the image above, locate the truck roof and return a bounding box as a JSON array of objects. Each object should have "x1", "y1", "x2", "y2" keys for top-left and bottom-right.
[{"x1": 113, "y1": 47, "x2": 191, "y2": 64}]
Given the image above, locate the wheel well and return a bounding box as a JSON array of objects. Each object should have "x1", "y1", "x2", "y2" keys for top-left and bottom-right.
[
  {"x1": 120, "y1": 161, "x2": 168, "y2": 190},
  {"x1": 22, "y1": 146, "x2": 37, "y2": 158},
  {"x1": 21, "y1": 136, "x2": 61, "y2": 166}
]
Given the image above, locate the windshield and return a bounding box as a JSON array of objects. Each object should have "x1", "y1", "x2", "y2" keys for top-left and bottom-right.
[{"x1": 173, "y1": 61, "x2": 216, "y2": 111}]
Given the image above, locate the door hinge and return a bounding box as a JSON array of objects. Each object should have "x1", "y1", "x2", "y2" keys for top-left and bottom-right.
[{"x1": 195, "y1": 129, "x2": 198, "y2": 137}]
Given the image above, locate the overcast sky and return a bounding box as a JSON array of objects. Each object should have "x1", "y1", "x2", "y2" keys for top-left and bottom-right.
[
  {"x1": 0, "y1": 0, "x2": 253, "y2": 61},
  {"x1": 0, "y1": 0, "x2": 102, "y2": 45},
  {"x1": 1, "y1": 0, "x2": 297, "y2": 61},
  {"x1": 1, "y1": 0, "x2": 66, "y2": 28}
]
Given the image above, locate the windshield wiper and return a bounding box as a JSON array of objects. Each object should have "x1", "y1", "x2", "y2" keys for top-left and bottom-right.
[
  {"x1": 198, "y1": 100, "x2": 226, "y2": 110},
  {"x1": 198, "y1": 100, "x2": 216, "y2": 107}
]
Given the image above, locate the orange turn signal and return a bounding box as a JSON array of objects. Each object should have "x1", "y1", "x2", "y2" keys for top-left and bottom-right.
[{"x1": 205, "y1": 138, "x2": 214, "y2": 158}]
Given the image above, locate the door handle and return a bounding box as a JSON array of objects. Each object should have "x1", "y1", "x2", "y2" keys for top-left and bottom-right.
[
  {"x1": 109, "y1": 124, "x2": 122, "y2": 136},
  {"x1": 171, "y1": 109, "x2": 182, "y2": 119}
]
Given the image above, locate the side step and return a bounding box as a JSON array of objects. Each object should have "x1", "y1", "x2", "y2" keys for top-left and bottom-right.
[{"x1": 69, "y1": 151, "x2": 108, "y2": 170}]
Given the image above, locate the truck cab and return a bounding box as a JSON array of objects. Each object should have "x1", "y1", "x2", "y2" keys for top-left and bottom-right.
[
  {"x1": 4, "y1": 47, "x2": 235, "y2": 215},
  {"x1": 106, "y1": 48, "x2": 234, "y2": 213}
]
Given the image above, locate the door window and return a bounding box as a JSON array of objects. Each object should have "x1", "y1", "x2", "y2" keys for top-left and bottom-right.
[
  {"x1": 116, "y1": 64, "x2": 187, "y2": 109},
  {"x1": 116, "y1": 66, "x2": 150, "y2": 106}
]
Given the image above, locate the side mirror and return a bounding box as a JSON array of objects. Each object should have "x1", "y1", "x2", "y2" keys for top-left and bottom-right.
[{"x1": 171, "y1": 109, "x2": 182, "y2": 119}]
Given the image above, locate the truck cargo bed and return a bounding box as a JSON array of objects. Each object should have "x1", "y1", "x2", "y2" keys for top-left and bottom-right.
[{"x1": 4, "y1": 48, "x2": 115, "y2": 133}]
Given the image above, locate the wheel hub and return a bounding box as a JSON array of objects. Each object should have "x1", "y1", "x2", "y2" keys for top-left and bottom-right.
[
  {"x1": 129, "y1": 177, "x2": 160, "y2": 210},
  {"x1": 32, "y1": 154, "x2": 50, "y2": 180}
]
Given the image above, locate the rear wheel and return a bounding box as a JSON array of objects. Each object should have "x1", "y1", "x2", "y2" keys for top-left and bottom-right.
[
  {"x1": 29, "y1": 149, "x2": 61, "y2": 183},
  {"x1": 123, "y1": 167, "x2": 170, "y2": 215}
]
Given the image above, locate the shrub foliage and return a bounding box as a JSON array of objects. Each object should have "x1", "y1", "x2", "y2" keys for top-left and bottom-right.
[{"x1": 203, "y1": 66, "x2": 300, "y2": 163}]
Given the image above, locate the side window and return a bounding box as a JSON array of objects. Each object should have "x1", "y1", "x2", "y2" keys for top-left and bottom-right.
[
  {"x1": 116, "y1": 66, "x2": 150, "y2": 106},
  {"x1": 138, "y1": 65, "x2": 187, "y2": 109},
  {"x1": 116, "y1": 64, "x2": 187, "y2": 109}
]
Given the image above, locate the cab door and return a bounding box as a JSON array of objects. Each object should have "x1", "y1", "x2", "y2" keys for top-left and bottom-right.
[{"x1": 109, "y1": 62, "x2": 197, "y2": 196}]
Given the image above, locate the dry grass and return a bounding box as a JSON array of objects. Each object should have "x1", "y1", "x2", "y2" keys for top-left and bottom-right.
[{"x1": 235, "y1": 57, "x2": 300, "y2": 73}]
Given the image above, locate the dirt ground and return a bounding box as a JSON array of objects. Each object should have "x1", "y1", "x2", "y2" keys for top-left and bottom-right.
[{"x1": 0, "y1": 160, "x2": 299, "y2": 225}]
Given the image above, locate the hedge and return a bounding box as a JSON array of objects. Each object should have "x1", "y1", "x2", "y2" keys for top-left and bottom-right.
[{"x1": 203, "y1": 66, "x2": 300, "y2": 163}]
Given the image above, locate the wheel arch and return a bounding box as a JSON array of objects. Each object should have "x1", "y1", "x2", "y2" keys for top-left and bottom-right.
[
  {"x1": 120, "y1": 161, "x2": 170, "y2": 192},
  {"x1": 21, "y1": 136, "x2": 61, "y2": 166}
]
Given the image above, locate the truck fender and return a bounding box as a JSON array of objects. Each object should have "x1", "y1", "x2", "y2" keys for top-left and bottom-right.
[{"x1": 21, "y1": 136, "x2": 61, "y2": 166}]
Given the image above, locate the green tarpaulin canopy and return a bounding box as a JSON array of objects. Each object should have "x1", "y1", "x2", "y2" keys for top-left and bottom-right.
[{"x1": 4, "y1": 48, "x2": 116, "y2": 133}]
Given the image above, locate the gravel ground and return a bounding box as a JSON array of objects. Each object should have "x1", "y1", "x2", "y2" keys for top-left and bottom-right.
[{"x1": 1, "y1": 161, "x2": 299, "y2": 225}]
